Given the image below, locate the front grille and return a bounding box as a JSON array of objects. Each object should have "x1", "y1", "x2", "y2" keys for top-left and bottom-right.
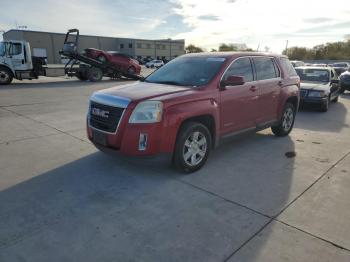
[
  {"x1": 300, "y1": 89, "x2": 308, "y2": 98},
  {"x1": 89, "y1": 101, "x2": 124, "y2": 133}
]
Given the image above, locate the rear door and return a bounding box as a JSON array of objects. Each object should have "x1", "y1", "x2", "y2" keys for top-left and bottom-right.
[
  {"x1": 220, "y1": 57, "x2": 258, "y2": 134},
  {"x1": 252, "y1": 56, "x2": 281, "y2": 124}
]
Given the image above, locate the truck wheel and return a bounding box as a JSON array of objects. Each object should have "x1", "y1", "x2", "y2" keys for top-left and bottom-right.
[
  {"x1": 127, "y1": 66, "x2": 136, "y2": 75},
  {"x1": 97, "y1": 55, "x2": 107, "y2": 64},
  {"x1": 173, "y1": 122, "x2": 212, "y2": 173},
  {"x1": 271, "y1": 102, "x2": 296, "y2": 137},
  {"x1": 76, "y1": 72, "x2": 88, "y2": 81},
  {"x1": 0, "y1": 67, "x2": 13, "y2": 85},
  {"x1": 88, "y1": 67, "x2": 103, "y2": 82}
]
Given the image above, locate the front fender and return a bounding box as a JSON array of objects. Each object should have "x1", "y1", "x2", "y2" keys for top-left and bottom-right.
[{"x1": 160, "y1": 99, "x2": 220, "y2": 153}]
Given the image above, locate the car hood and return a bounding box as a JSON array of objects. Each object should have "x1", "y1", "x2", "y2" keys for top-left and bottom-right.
[
  {"x1": 300, "y1": 82, "x2": 330, "y2": 91},
  {"x1": 94, "y1": 81, "x2": 191, "y2": 102}
]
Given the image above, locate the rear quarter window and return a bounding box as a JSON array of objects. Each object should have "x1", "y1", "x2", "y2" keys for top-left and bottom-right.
[
  {"x1": 253, "y1": 57, "x2": 280, "y2": 80},
  {"x1": 280, "y1": 57, "x2": 298, "y2": 77}
]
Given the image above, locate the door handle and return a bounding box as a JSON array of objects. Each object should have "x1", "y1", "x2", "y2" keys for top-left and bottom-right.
[{"x1": 250, "y1": 86, "x2": 258, "y2": 92}]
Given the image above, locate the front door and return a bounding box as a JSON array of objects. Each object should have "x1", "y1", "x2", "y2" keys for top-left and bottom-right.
[
  {"x1": 220, "y1": 57, "x2": 258, "y2": 135},
  {"x1": 9, "y1": 42, "x2": 28, "y2": 71}
]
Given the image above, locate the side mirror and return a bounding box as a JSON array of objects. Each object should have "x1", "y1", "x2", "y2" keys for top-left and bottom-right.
[
  {"x1": 220, "y1": 75, "x2": 245, "y2": 88},
  {"x1": 331, "y1": 79, "x2": 339, "y2": 84}
]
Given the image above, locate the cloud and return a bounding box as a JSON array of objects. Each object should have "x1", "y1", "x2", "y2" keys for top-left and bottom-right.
[
  {"x1": 1, "y1": 0, "x2": 350, "y2": 52},
  {"x1": 303, "y1": 17, "x2": 335, "y2": 23},
  {"x1": 198, "y1": 15, "x2": 220, "y2": 21},
  {"x1": 172, "y1": 0, "x2": 350, "y2": 52}
]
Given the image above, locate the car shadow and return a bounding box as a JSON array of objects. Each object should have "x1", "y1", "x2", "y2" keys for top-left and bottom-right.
[
  {"x1": 296, "y1": 100, "x2": 348, "y2": 132},
  {"x1": 0, "y1": 131, "x2": 296, "y2": 261}
]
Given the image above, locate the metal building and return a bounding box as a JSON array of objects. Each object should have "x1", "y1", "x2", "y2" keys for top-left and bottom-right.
[{"x1": 3, "y1": 29, "x2": 185, "y2": 64}]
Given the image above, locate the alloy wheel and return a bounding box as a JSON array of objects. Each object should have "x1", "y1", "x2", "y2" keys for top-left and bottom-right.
[
  {"x1": 182, "y1": 131, "x2": 207, "y2": 167},
  {"x1": 282, "y1": 107, "x2": 294, "y2": 132}
]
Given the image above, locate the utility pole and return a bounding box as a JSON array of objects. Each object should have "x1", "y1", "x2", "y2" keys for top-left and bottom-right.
[{"x1": 285, "y1": 40, "x2": 289, "y2": 55}]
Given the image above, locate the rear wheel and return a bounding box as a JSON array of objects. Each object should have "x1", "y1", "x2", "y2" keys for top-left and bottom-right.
[
  {"x1": 0, "y1": 67, "x2": 13, "y2": 85},
  {"x1": 173, "y1": 122, "x2": 211, "y2": 173},
  {"x1": 271, "y1": 102, "x2": 296, "y2": 137},
  {"x1": 88, "y1": 67, "x2": 103, "y2": 82}
]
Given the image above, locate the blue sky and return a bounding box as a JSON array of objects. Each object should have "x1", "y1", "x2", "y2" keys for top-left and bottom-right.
[{"x1": 1, "y1": 0, "x2": 350, "y2": 53}]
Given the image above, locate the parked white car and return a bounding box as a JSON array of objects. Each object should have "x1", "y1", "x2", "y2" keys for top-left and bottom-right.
[{"x1": 146, "y1": 60, "x2": 164, "y2": 68}]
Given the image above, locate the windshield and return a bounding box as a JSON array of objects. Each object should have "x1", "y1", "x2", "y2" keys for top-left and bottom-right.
[
  {"x1": 333, "y1": 63, "x2": 348, "y2": 68},
  {"x1": 145, "y1": 56, "x2": 226, "y2": 87},
  {"x1": 0, "y1": 42, "x2": 5, "y2": 56},
  {"x1": 295, "y1": 68, "x2": 330, "y2": 82}
]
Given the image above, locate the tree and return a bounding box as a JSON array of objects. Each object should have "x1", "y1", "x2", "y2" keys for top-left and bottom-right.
[
  {"x1": 211, "y1": 48, "x2": 217, "y2": 52},
  {"x1": 218, "y1": 43, "x2": 238, "y2": 51},
  {"x1": 185, "y1": 44, "x2": 203, "y2": 53}
]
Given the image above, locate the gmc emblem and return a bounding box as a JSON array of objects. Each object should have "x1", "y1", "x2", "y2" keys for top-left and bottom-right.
[{"x1": 91, "y1": 108, "x2": 109, "y2": 118}]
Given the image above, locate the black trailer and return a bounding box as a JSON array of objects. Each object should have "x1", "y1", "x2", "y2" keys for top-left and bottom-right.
[{"x1": 60, "y1": 29, "x2": 142, "y2": 82}]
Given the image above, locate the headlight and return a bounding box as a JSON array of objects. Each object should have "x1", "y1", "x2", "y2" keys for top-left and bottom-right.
[
  {"x1": 129, "y1": 101, "x2": 163, "y2": 123},
  {"x1": 308, "y1": 91, "x2": 327, "y2": 97}
]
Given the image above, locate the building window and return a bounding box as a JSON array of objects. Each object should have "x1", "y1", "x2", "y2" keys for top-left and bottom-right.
[
  {"x1": 146, "y1": 44, "x2": 151, "y2": 49},
  {"x1": 120, "y1": 43, "x2": 124, "y2": 49},
  {"x1": 129, "y1": 43, "x2": 132, "y2": 48},
  {"x1": 137, "y1": 43, "x2": 142, "y2": 48}
]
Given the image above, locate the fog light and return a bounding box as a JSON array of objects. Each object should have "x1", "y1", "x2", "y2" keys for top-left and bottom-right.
[{"x1": 138, "y1": 133, "x2": 148, "y2": 151}]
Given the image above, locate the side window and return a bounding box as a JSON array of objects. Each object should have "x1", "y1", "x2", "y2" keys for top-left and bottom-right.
[
  {"x1": 280, "y1": 57, "x2": 298, "y2": 77},
  {"x1": 9, "y1": 43, "x2": 22, "y2": 56},
  {"x1": 253, "y1": 57, "x2": 279, "y2": 80},
  {"x1": 223, "y1": 57, "x2": 253, "y2": 82}
]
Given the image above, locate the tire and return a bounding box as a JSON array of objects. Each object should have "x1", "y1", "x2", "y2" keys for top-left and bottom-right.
[
  {"x1": 127, "y1": 66, "x2": 136, "y2": 75},
  {"x1": 173, "y1": 122, "x2": 212, "y2": 173},
  {"x1": 88, "y1": 67, "x2": 103, "y2": 82},
  {"x1": 271, "y1": 102, "x2": 296, "y2": 137},
  {"x1": 76, "y1": 72, "x2": 88, "y2": 81},
  {"x1": 0, "y1": 67, "x2": 13, "y2": 85},
  {"x1": 97, "y1": 55, "x2": 107, "y2": 64},
  {"x1": 320, "y1": 96, "x2": 330, "y2": 112}
]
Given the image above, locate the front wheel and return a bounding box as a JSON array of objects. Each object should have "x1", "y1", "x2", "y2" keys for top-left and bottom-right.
[
  {"x1": 88, "y1": 67, "x2": 103, "y2": 82},
  {"x1": 271, "y1": 102, "x2": 296, "y2": 137},
  {"x1": 320, "y1": 96, "x2": 330, "y2": 112},
  {"x1": 0, "y1": 67, "x2": 13, "y2": 85},
  {"x1": 173, "y1": 122, "x2": 212, "y2": 173}
]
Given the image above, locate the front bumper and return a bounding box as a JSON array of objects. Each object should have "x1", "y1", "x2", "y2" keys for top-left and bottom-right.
[
  {"x1": 87, "y1": 118, "x2": 176, "y2": 157},
  {"x1": 300, "y1": 96, "x2": 328, "y2": 106}
]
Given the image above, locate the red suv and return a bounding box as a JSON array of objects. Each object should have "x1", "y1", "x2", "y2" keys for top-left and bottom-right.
[
  {"x1": 85, "y1": 48, "x2": 141, "y2": 76},
  {"x1": 87, "y1": 52, "x2": 300, "y2": 172}
]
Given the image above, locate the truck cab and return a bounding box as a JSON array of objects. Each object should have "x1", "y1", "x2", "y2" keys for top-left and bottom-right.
[{"x1": 0, "y1": 40, "x2": 46, "y2": 85}]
